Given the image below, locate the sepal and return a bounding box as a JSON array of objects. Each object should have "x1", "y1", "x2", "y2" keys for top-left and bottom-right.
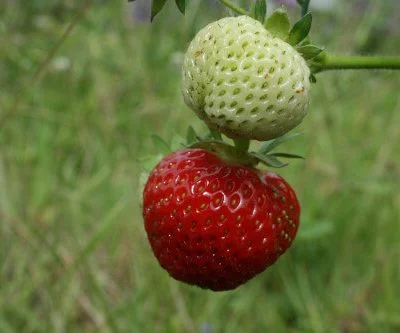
[{"x1": 264, "y1": 7, "x2": 291, "y2": 39}]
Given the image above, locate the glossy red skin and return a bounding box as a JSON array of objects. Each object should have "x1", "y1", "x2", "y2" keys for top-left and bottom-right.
[{"x1": 143, "y1": 149, "x2": 300, "y2": 291}]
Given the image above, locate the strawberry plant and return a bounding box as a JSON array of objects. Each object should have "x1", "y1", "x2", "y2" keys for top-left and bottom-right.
[{"x1": 131, "y1": 0, "x2": 400, "y2": 291}]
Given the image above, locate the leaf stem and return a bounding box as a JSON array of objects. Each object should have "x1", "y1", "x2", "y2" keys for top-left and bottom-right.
[
  {"x1": 218, "y1": 0, "x2": 249, "y2": 16},
  {"x1": 316, "y1": 53, "x2": 400, "y2": 72}
]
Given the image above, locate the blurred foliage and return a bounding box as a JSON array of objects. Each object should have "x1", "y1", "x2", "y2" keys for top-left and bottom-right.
[{"x1": 0, "y1": 0, "x2": 399, "y2": 332}]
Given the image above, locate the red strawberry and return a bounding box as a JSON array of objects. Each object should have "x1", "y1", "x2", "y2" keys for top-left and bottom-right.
[{"x1": 142, "y1": 149, "x2": 300, "y2": 291}]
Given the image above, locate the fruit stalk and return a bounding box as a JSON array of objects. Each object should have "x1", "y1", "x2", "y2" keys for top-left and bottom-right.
[
  {"x1": 234, "y1": 139, "x2": 250, "y2": 154},
  {"x1": 316, "y1": 53, "x2": 400, "y2": 72},
  {"x1": 218, "y1": 0, "x2": 249, "y2": 16}
]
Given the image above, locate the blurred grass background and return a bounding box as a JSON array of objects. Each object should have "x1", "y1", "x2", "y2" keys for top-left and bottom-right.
[{"x1": 1, "y1": 0, "x2": 400, "y2": 332}]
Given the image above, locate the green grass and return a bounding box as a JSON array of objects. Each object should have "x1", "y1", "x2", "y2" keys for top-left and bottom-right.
[{"x1": 1, "y1": 1, "x2": 400, "y2": 332}]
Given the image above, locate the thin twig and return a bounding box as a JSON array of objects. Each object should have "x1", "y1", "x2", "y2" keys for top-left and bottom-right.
[{"x1": 218, "y1": 0, "x2": 249, "y2": 16}]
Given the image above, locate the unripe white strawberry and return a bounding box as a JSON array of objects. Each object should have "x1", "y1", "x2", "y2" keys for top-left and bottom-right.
[{"x1": 182, "y1": 16, "x2": 311, "y2": 141}]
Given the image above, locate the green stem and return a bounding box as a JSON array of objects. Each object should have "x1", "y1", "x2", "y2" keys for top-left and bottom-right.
[
  {"x1": 316, "y1": 53, "x2": 400, "y2": 72},
  {"x1": 301, "y1": 0, "x2": 311, "y2": 16},
  {"x1": 234, "y1": 139, "x2": 250, "y2": 153},
  {"x1": 218, "y1": 0, "x2": 249, "y2": 16}
]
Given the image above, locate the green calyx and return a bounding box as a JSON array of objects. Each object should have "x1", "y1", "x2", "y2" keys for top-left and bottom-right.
[
  {"x1": 142, "y1": 128, "x2": 304, "y2": 171},
  {"x1": 190, "y1": 140, "x2": 258, "y2": 166},
  {"x1": 220, "y1": 0, "x2": 322, "y2": 70},
  {"x1": 250, "y1": 4, "x2": 325, "y2": 83},
  {"x1": 187, "y1": 127, "x2": 304, "y2": 169}
]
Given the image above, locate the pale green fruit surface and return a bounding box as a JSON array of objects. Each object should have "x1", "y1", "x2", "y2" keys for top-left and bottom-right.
[{"x1": 182, "y1": 16, "x2": 311, "y2": 141}]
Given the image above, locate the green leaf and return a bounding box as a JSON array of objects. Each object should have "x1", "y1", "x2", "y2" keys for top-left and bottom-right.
[
  {"x1": 268, "y1": 152, "x2": 304, "y2": 159},
  {"x1": 286, "y1": 12, "x2": 312, "y2": 46},
  {"x1": 297, "y1": 45, "x2": 324, "y2": 60},
  {"x1": 259, "y1": 132, "x2": 303, "y2": 154},
  {"x1": 264, "y1": 8, "x2": 291, "y2": 39},
  {"x1": 151, "y1": 0, "x2": 169, "y2": 21},
  {"x1": 252, "y1": 153, "x2": 288, "y2": 168},
  {"x1": 309, "y1": 73, "x2": 317, "y2": 83},
  {"x1": 186, "y1": 126, "x2": 197, "y2": 145},
  {"x1": 175, "y1": 0, "x2": 185, "y2": 14},
  {"x1": 151, "y1": 135, "x2": 171, "y2": 155},
  {"x1": 253, "y1": 0, "x2": 267, "y2": 24}
]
